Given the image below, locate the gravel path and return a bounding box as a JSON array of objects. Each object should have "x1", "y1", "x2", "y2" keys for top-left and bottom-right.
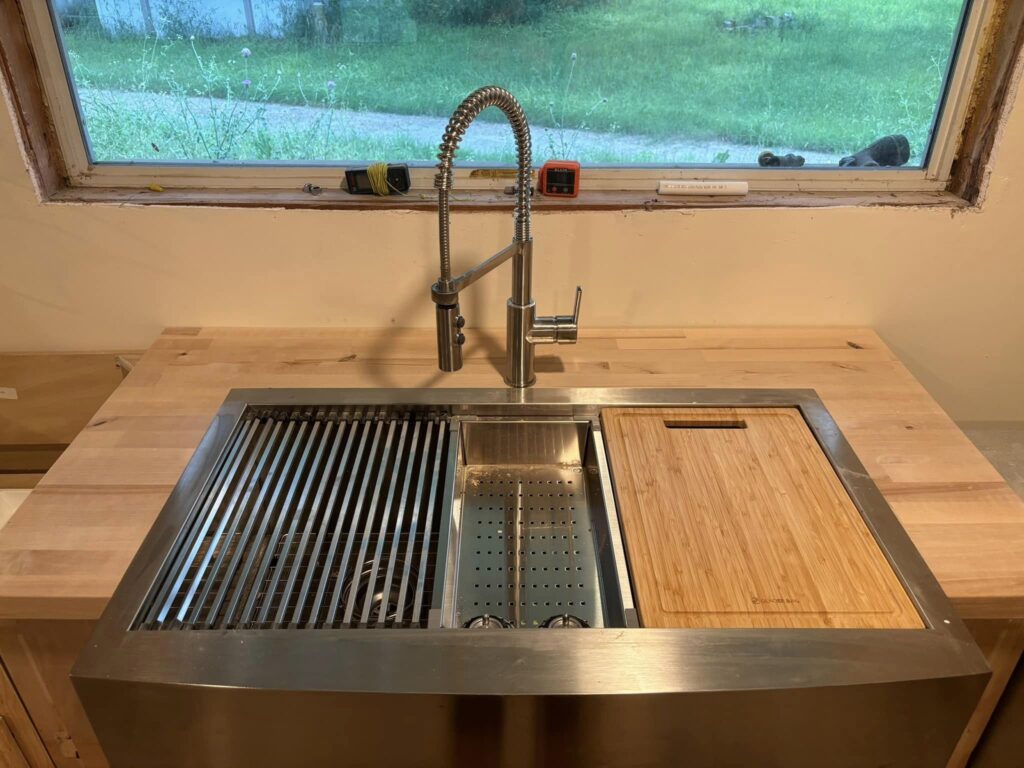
[{"x1": 79, "y1": 87, "x2": 844, "y2": 165}]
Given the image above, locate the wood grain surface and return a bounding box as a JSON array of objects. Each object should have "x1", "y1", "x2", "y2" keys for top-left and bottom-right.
[
  {"x1": 0, "y1": 649, "x2": 51, "y2": 768},
  {"x1": 0, "y1": 327, "x2": 1021, "y2": 621},
  {"x1": 0, "y1": 718, "x2": 31, "y2": 768},
  {"x1": 946, "y1": 619, "x2": 1024, "y2": 768},
  {"x1": 603, "y1": 407, "x2": 922, "y2": 629},
  {"x1": 0, "y1": 620, "x2": 103, "y2": 768},
  {"x1": 0, "y1": 354, "x2": 124, "y2": 489}
]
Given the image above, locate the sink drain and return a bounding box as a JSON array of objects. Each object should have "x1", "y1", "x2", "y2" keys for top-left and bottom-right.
[
  {"x1": 341, "y1": 558, "x2": 418, "y2": 627},
  {"x1": 541, "y1": 614, "x2": 589, "y2": 628},
  {"x1": 464, "y1": 615, "x2": 514, "y2": 629}
]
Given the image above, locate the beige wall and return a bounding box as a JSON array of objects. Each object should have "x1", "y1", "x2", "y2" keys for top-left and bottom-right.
[{"x1": 2, "y1": 93, "x2": 1022, "y2": 421}]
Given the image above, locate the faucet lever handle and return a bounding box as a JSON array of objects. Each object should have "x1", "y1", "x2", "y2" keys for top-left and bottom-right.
[
  {"x1": 529, "y1": 286, "x2": 583, "y2": 346},
  {"x1": 571, "y1": 285, "x2": 583, "y2": 327}
]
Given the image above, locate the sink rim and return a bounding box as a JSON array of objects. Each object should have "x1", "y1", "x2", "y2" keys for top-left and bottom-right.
[{"x1": 72, "y1": 387, "x2": 988, "y2": 698}]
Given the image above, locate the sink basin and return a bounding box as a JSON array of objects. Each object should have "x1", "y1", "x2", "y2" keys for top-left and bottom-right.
[{"x1": 72, "y1": 388, "x2": 989, "y2": 768}]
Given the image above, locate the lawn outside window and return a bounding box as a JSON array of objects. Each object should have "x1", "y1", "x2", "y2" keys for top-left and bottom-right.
[{"x1": 1, "y1": 0, "x2": 1020, "y2": 208}]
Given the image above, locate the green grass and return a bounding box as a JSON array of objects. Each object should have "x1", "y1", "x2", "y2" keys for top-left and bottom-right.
[
  {"x1": 75, "y1": 89, "x2": 519, "y2": 163},
  {"x1": 61, "y1": 0, "x2": 965, "y2": 163}
]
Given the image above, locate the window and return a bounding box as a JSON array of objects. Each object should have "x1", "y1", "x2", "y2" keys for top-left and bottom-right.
[{"x1": 4, "y1": 0, "x2": 1015, "y2": 201}]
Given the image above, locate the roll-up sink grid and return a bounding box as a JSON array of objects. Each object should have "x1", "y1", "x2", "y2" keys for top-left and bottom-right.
[{"x1": 137, "y1": 407, "x2": 452, "y2": 630}]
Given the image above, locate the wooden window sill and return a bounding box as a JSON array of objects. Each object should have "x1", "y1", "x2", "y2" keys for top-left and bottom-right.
[{"x1": 48, "y1": 186, "x2": 970, "y2": 212}]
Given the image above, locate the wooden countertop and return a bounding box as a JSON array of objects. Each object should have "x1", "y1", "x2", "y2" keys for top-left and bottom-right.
[{"x1": 1, "y1": 327, "x2": 1022, "y2": 622}]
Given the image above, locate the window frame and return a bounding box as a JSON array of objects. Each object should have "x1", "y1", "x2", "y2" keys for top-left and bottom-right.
[{"x1": 1, "y1": 0, "x2": 1018, "y2": 209}]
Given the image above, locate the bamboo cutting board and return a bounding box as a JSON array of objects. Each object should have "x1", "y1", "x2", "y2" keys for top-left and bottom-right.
[{"x1": 602, "y1": 408, "x2": 923, "y2": 629}]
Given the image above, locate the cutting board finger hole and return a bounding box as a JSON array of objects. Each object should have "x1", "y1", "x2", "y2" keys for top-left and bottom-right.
[{"x1": 663, "y1": 419, "x2": 748, "y2": 430}]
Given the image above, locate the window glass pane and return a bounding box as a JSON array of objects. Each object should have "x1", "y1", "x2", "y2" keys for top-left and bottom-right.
[{"x1": 49, "y1": 0, "x2": 970, "y2": 168}]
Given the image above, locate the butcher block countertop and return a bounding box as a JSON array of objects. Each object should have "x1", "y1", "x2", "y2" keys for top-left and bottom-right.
[{"x1": 1, "y1": 326, "x2": 1023, "y2": 622}]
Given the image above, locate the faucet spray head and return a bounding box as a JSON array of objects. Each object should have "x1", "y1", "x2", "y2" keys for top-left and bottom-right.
[{"x1": 435, "y1": 302, "x2": 466, "y2": 372}]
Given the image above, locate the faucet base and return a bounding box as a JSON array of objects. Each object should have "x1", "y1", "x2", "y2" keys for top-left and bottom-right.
[
  {"x1": 505, "y1": 300, "x2": 536, "y2": 388},
  {"x1": 503, "y1": 375, "x2": 537, "y2": 389}
]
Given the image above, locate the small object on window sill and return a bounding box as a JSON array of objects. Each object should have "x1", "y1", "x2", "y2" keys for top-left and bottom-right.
[
  {"x1": 303, "y1": 183, "x2": 323, "y2": 196},
  {"x1": 840, "y1": 135, "x2": 911, "y2": 167},
  {"x1": 503, "y1": 184, "x2": 534, "y2": 197},
  {"x1": 146, "y1": 183, "x2": 164, "y2": 193},
  {"x1": 472, "y1": 168, "x2": 532, "y2": 180},
  {"x1": 758, "y1": 151, "x2": 805, "y2": 167},
  {"x1": 539, "y1": 160, "x2": 581, "y2": 198},
  {"x1": 657, "y1": 180, "x2": 749, "y2": 196},
  {"x1": 344, "y1": 164, "x2": 411, "y2": 195}
]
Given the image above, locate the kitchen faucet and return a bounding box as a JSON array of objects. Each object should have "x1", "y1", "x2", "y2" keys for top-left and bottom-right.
[{"x1": 431, "y1": 86, "x2": 582, "y2": 388}]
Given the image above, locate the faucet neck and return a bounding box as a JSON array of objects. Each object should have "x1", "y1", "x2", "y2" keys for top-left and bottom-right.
[
  {"x1": 511, "y1": 239, "x2": 533, "y2": 307},
  {"x1": 434, "y1": 86, "x2": 533, "y2": 285}
]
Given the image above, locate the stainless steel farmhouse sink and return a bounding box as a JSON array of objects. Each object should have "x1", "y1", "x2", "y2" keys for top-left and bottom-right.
[{"x1": 72, "y1": 389, "x2": 988, "y2": 768}]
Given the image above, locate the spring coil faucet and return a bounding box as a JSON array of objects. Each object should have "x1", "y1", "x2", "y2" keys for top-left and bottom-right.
[{"x1": 431, "y1": 86, "x2": 582, "y2": 388}]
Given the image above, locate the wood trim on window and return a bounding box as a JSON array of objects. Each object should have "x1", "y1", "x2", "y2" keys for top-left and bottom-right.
[
  {"x1": 0, "y1": 0, "x2": 1020, "y2": 211},
  {"x1": 0, "y1": 0, "x2": 65, "y2": 199},
  {"x1": 950, "y1": 0, "x2": 1024, "y2": 202}
]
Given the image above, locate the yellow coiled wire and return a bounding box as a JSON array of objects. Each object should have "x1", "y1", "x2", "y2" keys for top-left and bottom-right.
[{"x1": 367, "y1": 162, "x2": 392, "y2": 196}]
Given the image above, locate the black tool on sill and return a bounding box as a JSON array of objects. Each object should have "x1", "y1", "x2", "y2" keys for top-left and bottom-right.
[
  {"x1": 344, "y1": 163, "x2": 411, "y2": 195},
  {"x1": 840, "y1": 135, "x2": 911, "y2": 167},
  {"x1": 758, "y1": 151, "x2": 805, "y2": 167}
]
